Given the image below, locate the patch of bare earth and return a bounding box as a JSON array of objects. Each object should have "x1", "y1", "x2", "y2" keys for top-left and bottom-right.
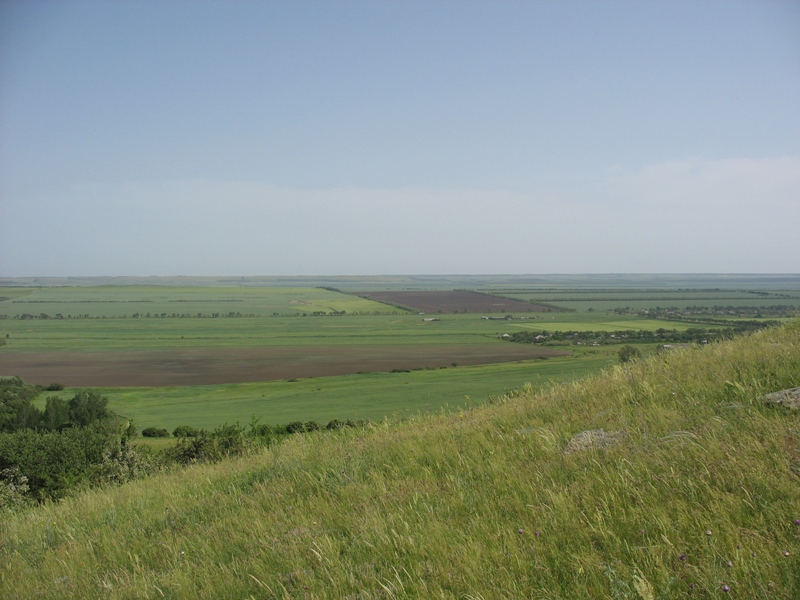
[{"x1": 0, "y1": 345, "x2": 569, "y2": 387}]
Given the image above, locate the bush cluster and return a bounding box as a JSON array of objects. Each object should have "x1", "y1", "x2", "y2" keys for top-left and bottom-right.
[
  {"x1": 141, "y1": 427, "x2": 170, "y2": 438},
  {"x1": 1, "y1": 376, "x2": 375, "y2": 507},
  {"x1": 0, "y1": 423, "x2": 142, "y2": 502},
  {"x1": 1, "y1": 377, "x2": 112, "y2": 433}
]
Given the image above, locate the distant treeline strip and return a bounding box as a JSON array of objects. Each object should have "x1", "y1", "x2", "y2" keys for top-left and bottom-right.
[
  {"x1": 0, "y1": 311, "x2": 391, "y2": 320},
  {"x1": 484, "y1": 287, "x2": 799, "y2": 296},
  {"x1": 501, "y1": 296, "x2": 798, "y2": 302},
  {"x1": 10, "y1": 299, "x2": 245, "y2": 303},
  {"x1": 507, "y1": 322, "x2": 779, "y2": 346}
]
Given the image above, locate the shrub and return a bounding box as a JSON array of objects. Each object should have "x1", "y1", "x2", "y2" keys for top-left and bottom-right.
[
  {"x1": 164, "y1": 423, "x2": 250, "y2": 465},
  {"x1": 141, "y1": 427, "x2": 170, "y2": 438},
  {"x1": 0, "y1": 467, "x2": 30, "y2": 511},
  {"x1": 45, "y1": 383, "x2": 65, "y2": 391},
  {"x1": 618, "y1": 344, "x2": 642, "y2": 363},
  {"x1": 286, "y1": 421, "x2": 305, "y2": 434},
  {"x1": 250, "y1": 422, "x2": 275, "y2": 437},
  {"x1": 164, "y1": 434, "x2": 215, "y2": 465},
  {"x1": 304, "y1": 421, "x2": 321, "y2": 432},
  {"x1": 173, "y1": 425, "x2": 202, "y2": 438},
  {"x1": 0, "y1": 424, "x2": 128, "y2": 501}
]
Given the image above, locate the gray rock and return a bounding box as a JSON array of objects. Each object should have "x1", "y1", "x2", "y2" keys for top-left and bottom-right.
[
  {"x1": 564, "y1": 429, "x2": 625, "y2": 454},
  {"x1": 762, "y1": 386, "x2": 800, "y2": 410}
]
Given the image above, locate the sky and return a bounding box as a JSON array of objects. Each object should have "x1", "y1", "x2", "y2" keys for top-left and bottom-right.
[{"x1": 1, "y1": 0, "x2": 798, "y2": 277}]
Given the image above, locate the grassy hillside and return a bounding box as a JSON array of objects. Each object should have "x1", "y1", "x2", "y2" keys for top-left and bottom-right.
[{"x1": 2, "y1": 323, "x2": 799, "y2": 598}]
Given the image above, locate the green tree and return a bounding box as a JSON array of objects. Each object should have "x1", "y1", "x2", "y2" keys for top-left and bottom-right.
[
  {"x1": 68, "y1": 390, "x2": 110, "y2": 427},
  {"x1": 618, "y1": 345, "x2": 642, "y2": 364},
  {"x1": 42, "y1": 396, "x2": 70, "y2": 430}
]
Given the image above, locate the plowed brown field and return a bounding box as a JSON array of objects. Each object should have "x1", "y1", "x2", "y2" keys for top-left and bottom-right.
[
  {"x1": 358, "y1": 291, "x2": 553, "y2": 313},
  {"x1": 0, "y1": 344, "x2": 568, "y2": 387}
]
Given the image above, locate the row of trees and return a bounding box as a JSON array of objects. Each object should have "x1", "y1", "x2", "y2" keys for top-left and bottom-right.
[
  {"x1": 154, "y1": 418, "x2": 366, "y2": 439},
  {"x1": 506, "y1": 323, "x2": 776, "y2": 346},
  {"x1": 1, "y1": 310, "x2": 387, "y2": 320},
  {"x1": 630, "y1": 305, "x2": 795, "y2": 319},
  {"x1": 0, "y1": 377, "x2": 110, "y2": 433}
]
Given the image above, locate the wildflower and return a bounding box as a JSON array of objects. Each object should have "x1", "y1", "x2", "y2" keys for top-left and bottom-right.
[
  {"x1": 518, "y1": 528, "x2": 524, "y2": 534},
  {"x1": 782, "y1": 550, "x2": 790, "y2": 557},
  {"x1": 795, "y1": 519, "x2": 800, "y2": 526},
  {"x1": 534, "y1": 531, "x2": 541, "y2": 536},
  {"x1": 689, "y1": 583, "x2": 695, "y2": 589},
  {"x1": 722, "y1": 584, "x2": 730, "y2": 592},
  {"x1": 726, "y1": 561, "x2": 732, "y2": 567},
  {"x1": 705, "y1": 530, "x2": 712, "y2": 536},
  {"x1": 679, "y1": 554, "x2": 687, "y2": 561}
]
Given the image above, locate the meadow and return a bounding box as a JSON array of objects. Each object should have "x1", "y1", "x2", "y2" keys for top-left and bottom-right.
[
  {"x1": 33, "y1": 354, "x2": 614, "y2": 434},
  {"x1": 1, "y1": 319, "x2": 798, "y2": 598},
  {"x1": 0, "y1": 285, "x2": 395, "y2": 319}
]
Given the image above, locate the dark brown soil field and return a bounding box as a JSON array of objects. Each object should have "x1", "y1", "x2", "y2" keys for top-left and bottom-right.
[
  {"x1": 0, "y1": 344, "x2": 569, "y2": 387},
  {"x1": 358, "y1": 290, "x2": 554, "y2": 314}
]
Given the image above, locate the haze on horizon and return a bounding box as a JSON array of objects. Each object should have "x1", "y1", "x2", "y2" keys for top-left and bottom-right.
[{"x1": 1, "y1": 0, "x2": 798, "y2": 277}]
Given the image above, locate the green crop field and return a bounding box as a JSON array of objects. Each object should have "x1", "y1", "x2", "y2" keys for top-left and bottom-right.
[
  {"x1": 0, "y1": 285, "x2": 398, "y2": 319},
  {"x1": 33, "y1": 353, "x2": 614, "y2": 433},
  {"x1": 492, "y1": 288, "x2": 800, "y2": 312},
  {"x1": 0, "y1": 313, "x2": 693, "y2": 353},
  {"x1": 3, "y1": 276, "x2": 797, "y2": 437}
]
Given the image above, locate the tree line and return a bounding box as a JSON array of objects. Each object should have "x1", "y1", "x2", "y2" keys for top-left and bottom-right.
[{"x1": 505, "y1": 322, "x2": 777, "y2": 346}]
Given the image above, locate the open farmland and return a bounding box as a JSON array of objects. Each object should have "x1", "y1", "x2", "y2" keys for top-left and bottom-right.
[
  {"x1": 2, "y1": 343, "x2": 567, "y2": 387},
  {"x1": 0, "y1": 285, "x2": 398, "y2": 319},
  {"x1": 493, "y1": 288, "x2": 800, "y2": 313},
  {"x1": 32, "y1": 355, "x2": 608, "y2": 431},
  {"x1": 357, "y1": 290, "x2": 553, "y2": 313},
  {"x1": 2, "y1": 277, "x2": 795, "y2": 433}
]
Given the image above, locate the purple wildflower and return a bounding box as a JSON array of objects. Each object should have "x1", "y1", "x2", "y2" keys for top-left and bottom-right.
[
  {"x1": 679, "y1": 554, "x2": 687, "y2": 561},
  {"x1": 722, "y1": 584, "x2": 730, "y2": 593}
]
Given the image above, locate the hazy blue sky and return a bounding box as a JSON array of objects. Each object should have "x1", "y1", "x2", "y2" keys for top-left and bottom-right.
[{"x1": 1, "y1": 0, "x2": 798, "y2": 276}]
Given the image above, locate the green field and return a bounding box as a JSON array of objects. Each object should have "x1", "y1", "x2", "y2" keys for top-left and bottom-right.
[
  {"x1": 3, "y1": 277, "x2": 797, "y2": 436},
  {"x1": 0, "y1": 285, "x2": 398, "y2": 319},
  {"x1": 33, "y1": 353, "x2": 614, "y2": 432},
  {"x1": 0, "y1": 312, "x2": 693, "y2": 352},
  {"x1": 495, "y1": 288, "x2": 800, "y2": 312}
]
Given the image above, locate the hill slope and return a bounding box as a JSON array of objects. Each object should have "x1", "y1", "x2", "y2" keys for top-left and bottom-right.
[{"x1": 2, "y1": 323, "x2": 799, "y2": 598}]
